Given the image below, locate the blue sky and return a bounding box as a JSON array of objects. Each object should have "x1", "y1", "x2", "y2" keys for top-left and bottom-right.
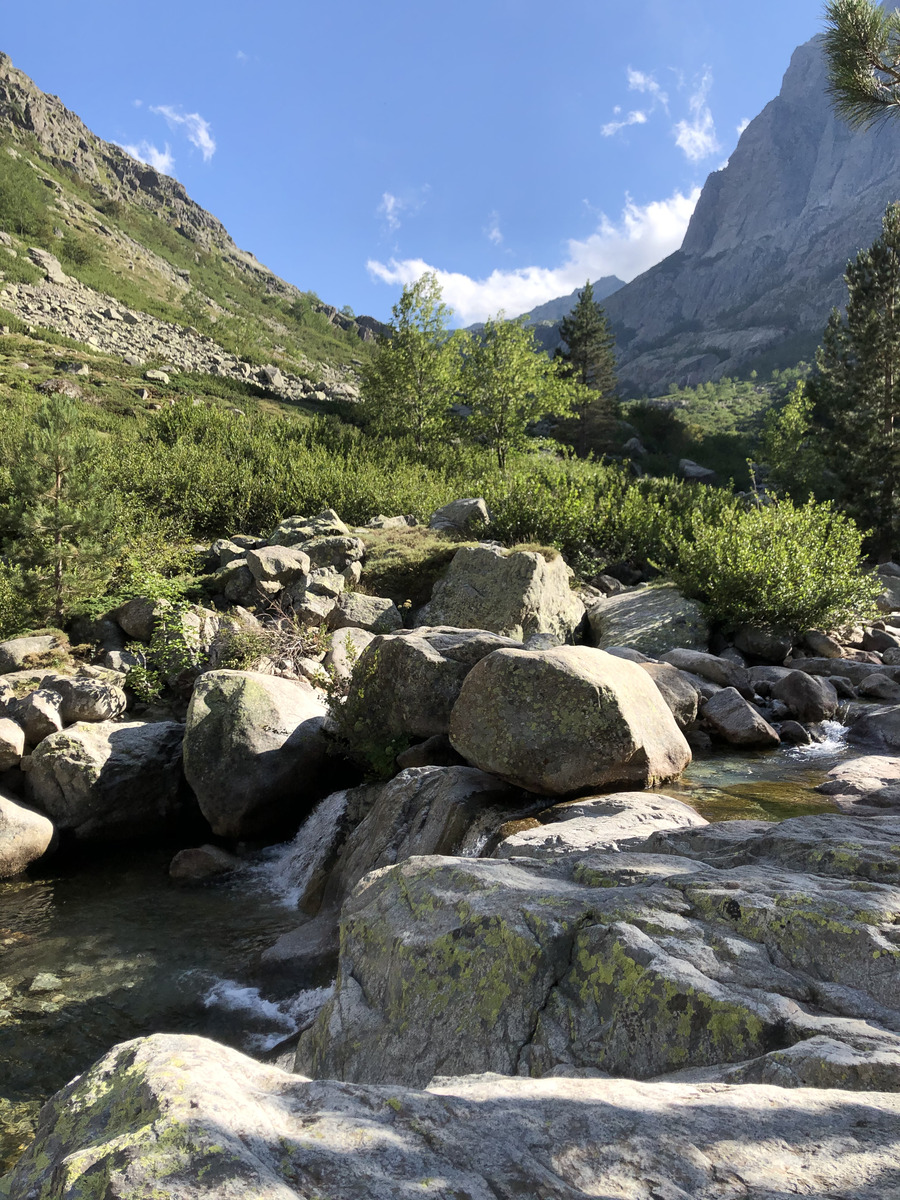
[{"x1": 4, "y1": 1, "x2": 827, "y2": 325}]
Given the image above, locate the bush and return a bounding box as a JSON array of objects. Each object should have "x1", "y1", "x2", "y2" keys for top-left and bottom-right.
[{"x1": 671, "y1": 498, "x2": 879, "y2": 633}]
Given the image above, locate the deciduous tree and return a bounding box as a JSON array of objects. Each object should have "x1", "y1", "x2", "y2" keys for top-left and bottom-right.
[{"x1": 361, "y1": 272, "x2": 458, "y2": 453}]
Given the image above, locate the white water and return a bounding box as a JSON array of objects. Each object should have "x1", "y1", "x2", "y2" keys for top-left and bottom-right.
[
  {"x1": 784, "y1": 719, "x2": 849, "y2": 762},
  {"x1": 240, "y1": 788, "x2": 350, "y2": 909},
  {"x1": 201, "y1": 978, "x2": 334, "y2": 1052}
]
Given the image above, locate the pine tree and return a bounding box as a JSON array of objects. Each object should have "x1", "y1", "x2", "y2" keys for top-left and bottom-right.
[
  {"x1": 823, "y1": 0, "x2": 900, "y2": 128},
  {"x1": 556, "y1": 280, "x2": 617, "y2": 455},
  {"x1": 6, "y1": 395, "x2": 122, "y2": 624},
  {"x1": 360, "y1": 272, "x2": 458, "y2": 453},
  {"x1": 811, "y1": 202, "x2": 900, "y2": 557}
]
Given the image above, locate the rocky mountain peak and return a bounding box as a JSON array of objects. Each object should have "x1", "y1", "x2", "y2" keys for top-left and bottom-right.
[{"x1": 587, "y1": 33, "x2": 900, "y2": 395}]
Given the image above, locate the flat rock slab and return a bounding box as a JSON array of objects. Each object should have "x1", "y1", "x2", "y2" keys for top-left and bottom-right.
[
  {"x1": 297, "y1": 813, "x2": 900, "y2": 1089},
  {"x1": 6, "y1": 1032, "x2": 900, "y2": 1200}
]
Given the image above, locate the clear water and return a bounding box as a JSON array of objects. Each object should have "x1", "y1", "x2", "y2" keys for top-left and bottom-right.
[
  {"x1": 0, "y1": 845, "x2": 319, "y2": 1172},
  {"x1": 0, "y1": 723, "x2": 858, "y2": 1173}
]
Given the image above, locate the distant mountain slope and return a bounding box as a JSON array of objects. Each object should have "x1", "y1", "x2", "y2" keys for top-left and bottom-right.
[
  {"x1": 0, "y1": 52, "x2": 385, "y2": 376},
  {"x1": 519, "y1": 277, "x2": 624, "y2": 325},
  {"x1": 573, "y1": 34, "x2": 900, "y2": 396}
]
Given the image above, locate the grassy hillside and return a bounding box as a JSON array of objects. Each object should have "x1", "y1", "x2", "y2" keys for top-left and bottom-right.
[{"x1": 0, "y1": 137, "x2": 370, "y2": 372}]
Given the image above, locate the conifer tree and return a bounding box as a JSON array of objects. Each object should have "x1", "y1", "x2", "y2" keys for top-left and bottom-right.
[
  {"x1": 823, "y1": 0, "x2": 900, "y2": 128},
  {"x1": 811, "y1": 202, "x2": 900, "y2": 556},
  {"x1": 6, "y1": 395, "x2": 122, "y2": 624},
  {"x1": 556, "y1": 280, "x2": 618, "y2": 455}
]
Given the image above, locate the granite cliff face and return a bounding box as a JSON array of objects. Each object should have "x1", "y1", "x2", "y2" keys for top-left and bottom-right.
[{"x1": 598, "y1": 35, "x2": 900, "y2": 395}]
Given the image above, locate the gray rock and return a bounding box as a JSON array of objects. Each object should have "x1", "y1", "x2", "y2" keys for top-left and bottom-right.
[
  {"x1": 169, "y1": 844, "x2": 239, "y2": 881},
  {"x1": 111, "y1": 596, "x2": 161, "y2": 642},
  {"x1": 734, "y1": 624, "x2": 793, "y2": 662},
  {"x1": 805, "y1": 629, "x2": 844, "y2": 658},
  {"x1": 588, "y1": 583, "x2": 708, "y2": 656},
  {"x1": 0, "y1": 790, "x2": 54, "y2": 877},
  {"x1": 428, "y1": 497, "x2": 490, "y2": 533},
  {"x1": 15, "y1": 688, "x2": 64, "y2": 745},
  {"x1": 797, "y1": 658, "x2": 900, "y2": 685},
  {"x1": 307, "y1": 567, "x2": 345, "y2": 599},
  {"x1": 848, "y1": 705, "x2": 900, "y2": 750},
  {"x1": 144, "y1": 368, "x2": 170, "y2": 384},
  {"x1": 394, "y1": 733, "x2": 467, "y2": 769},
  {"x1": 0, "y1": 634, "x2": 57, "y2": 674},
  {"x1": 322, "y1": 626, "x2": 375, "y2": 683},
  {"x1": 418, "y1": 545, "x2": 584, "y2": 642},
  {"x1": 771, "y1": 670, "x2": 839, "y2": 723},
  {"x1": 702, "y1": 687, "x2": 781, "y2": 746},
  {"x1": 27, "y1": 246, "x2": 66, "y2": 283},
  {"x1": 639, "y1": 661, "x2": 700, "y2": 728},
  {"x1": 449, "y1": 646, "x2": 692, "y2": 795},
  {"x1": 326, "y1": 593, "x2": 403, "y2": 635},
  {"x1": 245, "y1": 544, "x2": 311, "y2": 586},
  {"x1": 660, "y1": 647, "x2": 749, "y2": 689},
  {"x1": 183, "y1": 671, "x2": 329, "y2": 838},
  {"x1": 339, "y1": 627, "x2": 520, "y2": 742},
  {"x1": 298, "y1": 813, "x2": 900, "y2": 1088},
  {"x1": 10, "y1": 1034, "x2": 900, "y2": 1200},
  {"x1": 493, "y1": 791, "x2": 706, "y2": 859},
  {"x1": 269, "y1": 511, "x2": 352, "y2": 544},
  {"x1": 53, "y1": 676, "x2": 127, "y2": 724},
  {"x1": 0, "y1": 717, "x2": 25, "y2": 769},
  {"x1": 27, "y1": 720, "x2": 184, "y2": 840},
  {"x1": 860, "y1": 675, "x2": 900, "y2": 703}
]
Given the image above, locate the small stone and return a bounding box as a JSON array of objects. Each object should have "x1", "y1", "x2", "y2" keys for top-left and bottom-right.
[{"x1": 29, "y1": 973, "x2": 62, "y2": 993}]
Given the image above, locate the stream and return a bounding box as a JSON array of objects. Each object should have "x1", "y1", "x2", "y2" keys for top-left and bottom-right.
[{"x1": 0, "y1": 723, "x2": 852, "y2": 1172}]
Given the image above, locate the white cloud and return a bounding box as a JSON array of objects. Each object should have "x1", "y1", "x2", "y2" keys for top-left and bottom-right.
[
  {"x1": 379, "y1": 192, "x2": 403, "y2": 231},
  {"x1": 736, "y1": 117, "x2": 751, "y2": 136},
  {"x1": 236, "y1": 50, "x2": 249, "y2": 64},
  {"x1": 674, "y1": 69, "x2": 721, "y2": 162},
  {"x1": 485, "y1": 211, "x2": 503, "y2": 246},
  {"x1": 119, "y1": 140, "x2": 175, "y2": 174},
  {"x1": 601, "y1": 109, "x2": 648, "y2": 137},
  {"x1": 150, "y1": 104, "x2": 216, "y2": 161},
  {"x1": 367, "y1": 187, "x2": 701, "y2": 325},
  {"x1": 133, "y1": 99, "x2": 143, "y2": 108},
  {"x1": 627, "y1": 68, "x2": 669, "y2": 113}
]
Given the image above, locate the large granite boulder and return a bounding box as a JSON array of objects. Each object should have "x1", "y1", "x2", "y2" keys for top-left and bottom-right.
[
  {"x1": 262, "y1": 766, "x2": 533, "y2": 974},
  {"x1": 449, "y1": 646, "x2": 692, "y2": 795},
  {"x1": 587, "y1": 583, "x2": 708, "y2": 656},
  {"x1": 27, "y1": 720, "x2": 184, "y2": 840},
  {"x1": 428, "y1": 496, "x2": 490, "y2": 533},
  {"x1": 0, "y1": 790, "x2": 54, "y2": 876},
  {"x1": 0, "y1": 634, "x2": 58, "y2": 673},
  {"x1": 297, "y1": 813, "x2": 900, "y2": 1089},
  {"x1": 771, "y1": 670, "x2": 840, "y2": 723},
  {"x1": 183, "y1": 670, "x2": 330, "y2": 838},
  {"x1": 417, "y1": 545, "x2": 584, "y2": 641},
  {"x1": 6, "y1": 1033, "x2": 900, "y2": 1200},
  {"x1": 639, "y1": 661, "x2": 700, "y2": 728},
  {"x1": 326, "y1": 593, "x2": 403, "y2": 634},
  {"x1": 702, "y1": 687, "x2": 781, "y2": 747},
  {"x1": 339, "y1": 627, "x2": 520, "y2": 742}
]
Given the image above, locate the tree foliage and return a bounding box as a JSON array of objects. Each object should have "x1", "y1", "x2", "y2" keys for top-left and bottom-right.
[
  {"x1": 4, "y1": 396, "x2": 123, "y2": 624},
  {"x1": 459, "y1": 316, "x2": 571, "y2": 469},
  {"x1": 823, "y1": 0, "x2": 900, "y2": 128},
  {"x1": 810, "y1": 202, "x2": 900, "y2": 556},
  {"x1": 556, "y1": 280, "x2": 618, "y2": 455},
  {"x1": 361, "y1": 272, "x2": 458, "y2": 452}
]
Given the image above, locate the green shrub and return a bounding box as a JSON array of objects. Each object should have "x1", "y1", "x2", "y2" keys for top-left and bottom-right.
[{"x1": 671, "y1": 498, "x2": 878, "y2": 632}]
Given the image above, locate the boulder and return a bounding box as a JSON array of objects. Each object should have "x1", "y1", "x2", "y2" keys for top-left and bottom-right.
[
  {"x1": 183, "y1": 671, "x2": 330, "y2": 838},
  {"x1": 428, "y1": 496, "x2": 490, "y2": 533},
  {"x1": 0, "y1": 717, "x2": 25, "y2": 770},
  {"x1": 297, "y1": 536, "x2": 365, "y2": 571},
  {"x1": 27, "y1": 246, "x2": 67, "y2": 283},
  {"x1": 638, "y1": 661, "x2": 700, "y2": 728},
  {"x1": 449, "y1": 646, "x2": 692, "y2": 795},
  {"x1": 111, "y1": 596, "x2": 161, "y2": 642},
  {"x1": 297, "y1": 813, "x2": 900, "y2": 1089},
  {"x1": 169, "y1": 844, "x2": 239, "y2": 881},
  {"x1": 326, "y1": 593, "x2": 403, "y2": 635},
  {"x1": 702, "y1": 687, "x2": 781, "y2": 747},
  {"x1": 819, "y1": 755, "x2": 900, "y2": 803},
  {"x1": 307, "y1": 567, "x2": 345, "y2": 598},
  {"x1": 587, "y1": 583, "x2": 708, "y2": 656},
  {"x1": 0, "y1": 634, "x2": 58, "y2": 673},
  {"x1": 859, "y1": 675, "x2": 900, "y2": 703},
  {"x1": 395, "y1": 733, "x2": 466, "y2": 769},
  {"x1": 660, "y1": 647, "x2": 749, "y2": 689},
  {"x1": 418, "y1": 545, "x2": 584, "y2": 642},
  {"x1": 53, "y1": 676, "x2": 127, "y2": 724},
  {"x1": 493, "y1": 791, "x2": 706, "y2": 860},
  {"x1": 15, "y1": 688, "x2": 64, "y2": 745},
  {"x1": 771, "y1": 670, "x2": 839, "y2": 723},
  {"x1": 848, "y1": 706, "x2": 900, "y2": 750},
  {"x1": 27, "y1": 720, "x2": 184, "y2": 840},
  {"x1": 805, "y1": 629, "x2": 844, "y2": 658},
  {"x1": 269, "y1": 510, "x2": 351, "y2": 544},
  {"x1": 245, "y1": 544, "x2": 311, "y2": 586},
  {"x1": 9, "y1": 1034, "x2": 900, "y2": 1200},
  {"x1": 339, "y1": 627, "x2": 520, "y2": 742},
  {"x1": 0, "y1": 790, "x2": 54, "y2": 877},
  {"x1": 797, "y1": 657, "x2": 900, "y2": 685},
  {"x1": 733, "y1": 624, "x2": 793, "y2": 662},
  {"x1": 322, "y1": 626, "x2": 375, "y2": 683}
]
